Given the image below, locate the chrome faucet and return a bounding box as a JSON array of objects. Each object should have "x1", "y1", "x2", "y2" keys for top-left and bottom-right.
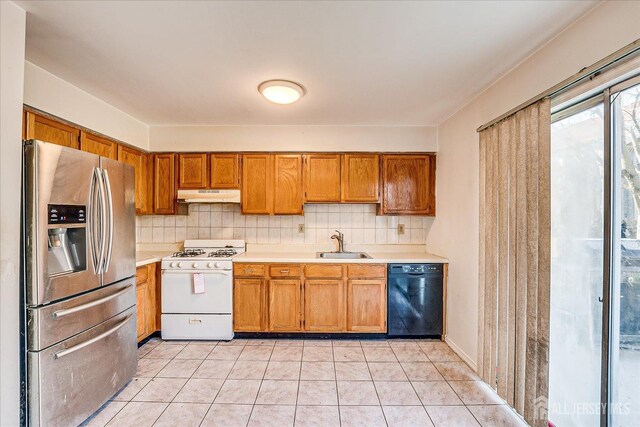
[{"x1": 331, "y1": 229, "x2": 345, "y2": 253}]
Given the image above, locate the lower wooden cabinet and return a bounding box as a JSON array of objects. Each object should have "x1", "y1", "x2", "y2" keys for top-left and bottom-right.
[
  {"x1": 233, "y1": 263, "x2": 386, "y2": 333},
  {"x1": 347, "y1": 279, "x2": 386, "y2": 332},
  {"x1": 268, "y1": 279, "x2": 302, "y2": 331},
  {"x1": 136, "y1": 262, "x2": 158, "y2": 342},
  {"x1": 233, "y1": 278, "x2": 266, "y2": 331},
  {"x1": 304, "y1": 279, "x2": 344, "y2": 332}
]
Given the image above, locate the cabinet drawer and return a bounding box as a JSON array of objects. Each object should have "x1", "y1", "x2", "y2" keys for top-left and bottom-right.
[
  {"x1": 234, "y1": 264, "x2": 266, "y2": 277},
  {"x1": 304, "y1": 264, "x2": 343, "y2": 278},
  {"x1": 347, "y1": 264, "x2": 386, "y2": 279},
  {"x1": 269, "y1": 265, "x2": 301, "y2": 278},
  {"x1": 136, "y1": 265, "x2": 148, "y2": 284}
]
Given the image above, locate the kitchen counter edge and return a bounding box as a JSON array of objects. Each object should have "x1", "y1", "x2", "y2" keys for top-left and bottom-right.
[{"x1": 232, "y1": 252, "x2": 448, "y2": 264}]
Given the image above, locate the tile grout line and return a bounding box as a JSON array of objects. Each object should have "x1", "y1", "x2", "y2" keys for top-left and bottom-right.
[
  {"x1": 398, "y1": 340, "x2": 438, "y2": 426},
  {"x1": 150, "y1": 341, "x2": 213, "y2": 426},
  {"x1": 200, "y1": 340, "x2": 249, "y2": 426},
  {"x1": 95, "y1": 339, "x2": 164, "y2": 425}
]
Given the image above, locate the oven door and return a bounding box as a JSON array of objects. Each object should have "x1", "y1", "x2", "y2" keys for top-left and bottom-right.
[{"x1": 161, "y1": 269, "x2": 232, "y2": 314}]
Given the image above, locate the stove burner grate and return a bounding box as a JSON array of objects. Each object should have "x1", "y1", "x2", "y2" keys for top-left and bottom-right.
[
  {"x1": 208, "y1": 249, "x2": 238, "y2": 258},
  {"x1": 172, "y1": 249, "x2": 205, "y2": 258}
]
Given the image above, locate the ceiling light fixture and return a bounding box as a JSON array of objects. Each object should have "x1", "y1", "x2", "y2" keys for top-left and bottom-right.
[{"x1": 258, "y1": 80, "x2": 305, "y2": 104}]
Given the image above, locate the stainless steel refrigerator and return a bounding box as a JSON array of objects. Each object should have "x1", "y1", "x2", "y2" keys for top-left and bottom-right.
[{"x1": 22, "y1": 140, "x2": 137, "y2": 427}]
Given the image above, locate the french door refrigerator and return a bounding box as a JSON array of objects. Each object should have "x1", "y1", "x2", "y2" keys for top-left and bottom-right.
[{"x1": 22, "y1": 140, "x2": 137, "y2": 427}]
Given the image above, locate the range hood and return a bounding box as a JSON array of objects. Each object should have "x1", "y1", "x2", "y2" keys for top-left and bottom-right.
[{"x1": 177, "y1": 189, "x2": 241, "y2": 204}]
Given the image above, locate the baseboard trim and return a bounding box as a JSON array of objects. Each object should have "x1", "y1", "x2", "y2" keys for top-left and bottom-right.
[{"x1": 445, "y1": 336, "x2": 478, "y2": 372}]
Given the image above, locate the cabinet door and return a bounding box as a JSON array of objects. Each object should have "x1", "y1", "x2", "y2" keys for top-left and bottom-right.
[
  {"x1": 234, "y1": 278, "x2": 265, "y2": 331},
  {"x1": 303, "y1": 154, "x2": 341, "y2": 202},
  {"x1": 117, "y1": 145, "x2": 150, "y2": 215},
  {"x1": 24, "y1": 111, "x2": 80, "y2": 149},
  {"x1": 146, "y1": 263, "x2": 158, "y2": 335},
  {"x1": 304, "y1": 280, "x2": 344, "y2": 332},
  {"x1": 241, "y1": 154, "x2": 273, "y2": 214},
  {"x1": 381, "y1": 154, "x2": 436, "y2": 215},
  {"x1": 342, "y1": 153, "x2": 379, "y2": 202},
  {"x1": 273, "y1": 154, "x2": 303, "y2": 215},
  {"x1": 268, "y1": 279, "x2": 301, "y2": 332},
  {"x1": 80, "y1": 131, "x2": 117, "y2": 159},
  {"x1": 153, "y1": 153, "x2": 176, "y2": 214},
  {"x1": 210, "y1": 154, "x2": 239, "y2": 189},
  {"x1": 178, "y1": 153, "x2": 208, "y2": 189},
  {"x1": 347, "y1": 279, "x2": 386, "y2": 332}
]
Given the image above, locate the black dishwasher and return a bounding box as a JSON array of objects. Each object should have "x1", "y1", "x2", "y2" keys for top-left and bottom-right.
[{"x1": 387, "y1": 264, "x2": 443, "y2": 337}]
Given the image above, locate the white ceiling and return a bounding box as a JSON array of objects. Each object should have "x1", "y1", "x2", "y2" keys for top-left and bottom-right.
[{"x1": 18, "y1": 0, "x2": 598, "y2": 126}]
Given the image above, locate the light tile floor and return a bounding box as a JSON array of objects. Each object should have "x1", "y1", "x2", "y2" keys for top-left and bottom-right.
[{"x1": 81, "y1": 338, "x2": 528, "y2": 427}]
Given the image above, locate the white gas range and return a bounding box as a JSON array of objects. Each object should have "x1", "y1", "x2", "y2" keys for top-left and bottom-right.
[{"x1": 160, "y1": 240, "x2": 245, "y2": 340}]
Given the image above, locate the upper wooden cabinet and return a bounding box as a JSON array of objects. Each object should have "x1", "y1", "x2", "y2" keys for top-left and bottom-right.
[
  {"x1": 241, "y1": 154, "x2": 273, "y2": 214},
  {"x1": 24, "y1": 111, "x2": 79, "y2": 149},
  {"x1": 303, "y1": 154, "x2": 341, "y2": 202},
  {"x1": 273, "y1": 154, "x2": 303, "y2": 215},
  {"x1": 341, "y1": 153, "x2": 379, "y2": 202},
  {"x1": 210, "y1": 154, "x2": 239, "y2": 189},
  {"x1": 118, "y1": 145, "x2": 151, "y2": 215},
  {"x1": 153, "y1": 153, "x2": 177, "y2": 215},
  {"x1": 80, "y1": 131, "x2": 117, "y2": 159},
  {"x1": 381, "y1": 154, "x2": 436, "y2": 215},
  {"x1": 178, "y1": 153, "x2": 208, "y2": 189}
]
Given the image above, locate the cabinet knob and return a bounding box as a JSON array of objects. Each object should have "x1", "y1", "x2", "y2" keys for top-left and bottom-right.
[{"x1": 280, "y1": 269, "x2": 290, "y2": 274}]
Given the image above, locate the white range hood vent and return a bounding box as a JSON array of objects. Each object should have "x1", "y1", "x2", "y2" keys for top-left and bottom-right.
[{"x1": 177, "y1": 189, "x2": 241, "y2": 204}]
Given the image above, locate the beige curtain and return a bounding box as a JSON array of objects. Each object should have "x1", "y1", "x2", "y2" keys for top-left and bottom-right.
[{"x1": 478, "y1": 98, "x2": 550, "y2": 427}]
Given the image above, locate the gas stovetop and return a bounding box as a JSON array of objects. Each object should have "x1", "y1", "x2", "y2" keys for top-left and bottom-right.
[
  {"x1": 162, "y1": 240, "x2": 245, "y2": 270},
  {"x1": 171, "y1": 248, "x2": 238, "y2": 258}
]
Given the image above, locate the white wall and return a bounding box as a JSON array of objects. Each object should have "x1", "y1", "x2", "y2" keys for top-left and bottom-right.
[
  {"x1": 150, "y1": 125, "x2": 437, "y2": 152},
  {"x1": 23, "y1": 61, "x2": 149, "y2": 150},
  {"x1": 428, "y1": 0, "x2": 640, "y2": 367},
  {"x1": 0, "y1": 2, "x2": 26, "y2": 425}
]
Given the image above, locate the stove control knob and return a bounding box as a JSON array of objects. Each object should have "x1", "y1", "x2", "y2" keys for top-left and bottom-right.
[
  {"x1": 207, "y1": 262, "x2": 214, "y2": 268},
  {"x1": 215, "y1": 262, "x2": 221, "y2": 269},
  {"x1": 177, "y1": 262, "x2": 183, "y2": 268},
  {"x1": 193, "y1": 262, "x2": 199, "y2": 269},
  {"x1": 170, "y1": 262, "x2": 176, "y2": 268}
]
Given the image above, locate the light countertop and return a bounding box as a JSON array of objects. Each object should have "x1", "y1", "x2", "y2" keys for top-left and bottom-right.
[
  {"x1": 135, "y1": 251, "x2": 174, "y2": 267},
  {"x1": 136, "y1": 244, "x2": 448, "y2": 266},
  {"x1": 233, "y1": 251, "x2": 448, "y2": 264}
]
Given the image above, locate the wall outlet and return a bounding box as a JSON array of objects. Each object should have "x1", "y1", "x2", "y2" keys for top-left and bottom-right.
[
  {"x1": 398, "y1": 224, "x2": 405, "y2": 235},
  {"x1": 298, "y1": 224, "x2": 305, "y2": 233}
]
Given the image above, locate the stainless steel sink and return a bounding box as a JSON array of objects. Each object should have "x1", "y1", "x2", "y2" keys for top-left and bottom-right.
[{"x1": 316, "y1": 252, "x2": 372, "y2": 259}]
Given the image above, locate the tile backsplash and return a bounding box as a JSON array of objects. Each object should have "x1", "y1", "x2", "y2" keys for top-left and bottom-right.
[{"x1": 136, "y1": 204, "x2": 430, "y2": 245}]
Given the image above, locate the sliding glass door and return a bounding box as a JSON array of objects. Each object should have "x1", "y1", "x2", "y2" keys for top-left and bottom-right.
[
  {"x1": 611, "y1": 78, "x2": 640, "y2": 426},
  {"x1": 550, "y1": 75, "x2": 640, "y2": 427},
  {"x1": 549, "y1": 99, "x2": 604, "y2": 427}
]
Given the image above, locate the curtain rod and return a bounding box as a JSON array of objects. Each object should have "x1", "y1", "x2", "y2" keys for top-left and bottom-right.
[{"x1": 477, "y1": 38, "x2": 640, "y2": 132}]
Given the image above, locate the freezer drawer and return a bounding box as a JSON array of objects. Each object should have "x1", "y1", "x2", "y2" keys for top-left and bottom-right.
[
  {"x1": 161, "y1": 270, "x2": 232, "y2": 314},
  {"x1": 27, "y1": 307, "x2": 137, "y2": 427},
  {"x1": 162, "y1": 313, "x2": 233, "y2": 340},
  {"x1": 27, "y1": 278, "x2": 135, "y2": 351}
]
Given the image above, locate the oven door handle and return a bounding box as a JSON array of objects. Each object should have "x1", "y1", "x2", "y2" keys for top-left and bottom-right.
[
  {"x1": 162, "y1": 270, "x2": 231, "y2": 275},
  {"x1": 53, "y1": 314, "x2": 132, "y2": 359}
]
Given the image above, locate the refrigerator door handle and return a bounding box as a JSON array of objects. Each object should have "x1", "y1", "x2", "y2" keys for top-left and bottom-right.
[
  {"x1": 95, "y1": 168, "x2": 107, "y2": 275},
  {"x1": 88, "y1": 168, "x2": 101, "y2": 274},
  {"x1": 53, "y1": 314, "x2": 132, "y2": 359},
  {"x1": 51, "y1": 284, "x2": 133, "y2": 319},
  {"x1": 101, "y1": 169, "x2": 114, "y2": 273}
]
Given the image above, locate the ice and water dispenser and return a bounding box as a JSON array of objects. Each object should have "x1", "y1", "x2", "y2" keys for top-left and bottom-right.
[{"x1": 47, "y1": 204, "x2": 87, "y2": 276}]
